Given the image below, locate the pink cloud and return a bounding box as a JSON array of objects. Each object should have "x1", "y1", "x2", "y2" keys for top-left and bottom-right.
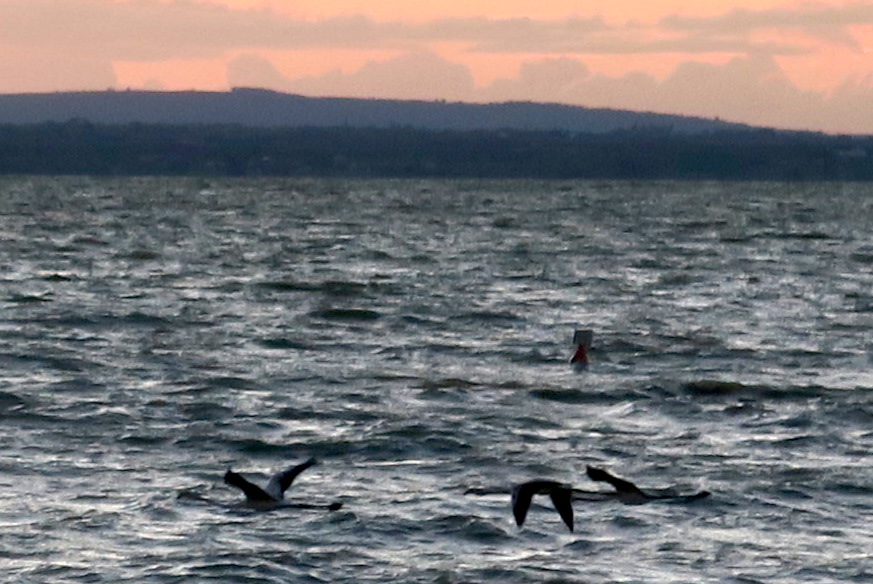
[
  {"x1": 229, "y1": 52, "x2": 476, "y2": 101},
  {"x1": 224, "y1": 51, "x2": 873, "y2": 133},
  {"x1": 2, "y1": 0, "x2": 873, "y2": 132}
]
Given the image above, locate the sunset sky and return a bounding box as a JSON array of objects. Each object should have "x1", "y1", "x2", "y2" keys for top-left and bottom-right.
[{"x1": 3, "y1": 0, "x2": 873, "y2": 133}]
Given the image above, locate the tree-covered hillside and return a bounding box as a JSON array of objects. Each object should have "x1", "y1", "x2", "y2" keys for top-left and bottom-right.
[{"x1": 1, "y1": 121, "x2": 871, "y2": 180}]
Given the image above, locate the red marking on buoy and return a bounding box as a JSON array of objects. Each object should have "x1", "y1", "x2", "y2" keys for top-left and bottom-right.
[
  {"x1": 570, "y1": 343, "x2": 589, "y2": 365},
  {"x1": 571, "y1": 328, "x2": 593, "y2": 368}
]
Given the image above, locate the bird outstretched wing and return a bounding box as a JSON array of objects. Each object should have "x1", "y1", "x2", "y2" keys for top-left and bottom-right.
[
  {"x1": 224, "y1": 470, "x2": 274, "y2": 502},
  {"x1": 265, "y1": 457, "x2": 318, "y2": 500}
]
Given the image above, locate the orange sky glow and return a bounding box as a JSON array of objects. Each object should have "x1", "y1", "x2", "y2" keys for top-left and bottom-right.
[{"x1": 5, "y1": 0, "x2": 873, "y2": 133}]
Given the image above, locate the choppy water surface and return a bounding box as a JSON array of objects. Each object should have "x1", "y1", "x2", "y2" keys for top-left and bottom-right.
[{"x1": 2, "y1": 177, "x2": 873, "y2": 583}]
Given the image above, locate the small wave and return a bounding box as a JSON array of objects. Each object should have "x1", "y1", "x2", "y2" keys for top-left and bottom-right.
[
  {"x1": 409, "y1": 253, "x2": 438, "y2": 264},
  {"x1": 682, "y1": 380, "x2": 747, "y2": 396},
  {"x1": 117, "y1": 311, "x2": 173, "y2": 327},
  {"x1": 426, "y1": 514, "x2": 510, "y2": 542},
  {"x1": 492, "y1": 380, "x2": 529, "y2": 390},
  {"x1": 218, "y1": 437, "x2": 294, "y2": 457},
  {"x1": 452, "y1": 310, "x2": 523, "y2": 323},
  {"x1": 257, "y1": 337, "x2": 311, "y2": 350},
  {"x1": 254, "y1": 280, "x2": 314, "y2": 293},
  {"x1": 202, "y1": 376, "x2": 260, "y2": 391},
  {"x1": 118, "y1": 433, "x2": 172, "y2": 447},
  {"x1": 32, "y1": 314, "x2": 102, "y2": 329},
  {"x1": 276, "y1": 405, "x2": 381, "y2": 423},
  {"x1": 256, "y1": 279, "x2": 368, "y2": 296},
  {"x1": 529, "y1": 388, "x2": 647, "y2": 404},
  {"x1": 491, "y1": 215, "x2": 519, "y2": 229},
  {"x1": 719, "y1": 233, "x2": 755, "y2": 243},
  {"x1": 179, "y1": 401, "x2": 236, "y2": 421},
  {"x1": 563, "y1": 538, "x2": 597, "y2": 551},
  {"x1": 398, "y1": 314, "x2": 447, "y2": 329},
  {"x1": 349, "y1": 428, "x2": 473, "y2": 459},
  {"x1": 69, "y1": 235, "x2": 111, "y2": 247},
  {"x1": 681, "y1": 380, "x2": 831, "y2": 400},
  {"x1": 311, "y1": 308, "x2": 382, "y2": 321},
  {"x1": 418, "y1": 378, "x2": 482, "y2": 390},
  {"x1": 165, "y1": 376, "x2": 262, "y2": 396},
  {"x1": 507, "y1": 349, "x2": 560, "y2": 365},
  {"x1": 769, "y1": 435, "x2": 822, "y2": 448},
  {"x1": 255, "y1": 278, "x2": 401, "y2": 298},
  {"x1": 10, "y1": 352, "x2": 93, "y2": 373},
  {"x1": 41, "y1": 272, "x2": 76, "y2": 282},
  {"x1": 829, "y1": 482, "x2": 873, "y2": 497},
  {"x1": 0, "y1": 390, "x2": 28, "y2": 413},
  {"x1": 608, "y1": 515, "x2": 651, "y2": 528},
  {"x1": 34, "y1": 311, "x2": 173, "y2": 330},
  {"x1": 850, "y1": 251, "x2": 873, "y2": 265},
  {"x1": 756, "y1": 226, "x2": 834, "y2": 241},
  {"x1": 656, "y1": 272, "x2": 697, "y2": 286},
  {"x1": 846, "y1": 293, "x2": 873, "y2": 312},
  {"x1": 122, "y1": 248, "x2": 161, "y2": 261},
  {"x1": 677, "y1": 219, "x2": 730, "y2": 231},
  {"x1": 5, "y1": 292, "x2": 53, "y2": 303},
  {"x1": 65, "y1": 406, "x2": 137, "y2": 428}
]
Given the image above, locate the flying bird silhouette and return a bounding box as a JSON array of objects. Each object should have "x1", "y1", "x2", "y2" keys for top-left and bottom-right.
[
  {"x1": 224, "y1": 458, "x2": 342, "y2": 510},
  {"x1": 507, "y1": 466, "x2": 710, "y2": 531}
]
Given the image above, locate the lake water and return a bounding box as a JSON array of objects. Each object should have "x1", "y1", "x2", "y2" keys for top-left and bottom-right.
[{"x1": 2, "y1": 176, "x2": 872, "y2": 583}]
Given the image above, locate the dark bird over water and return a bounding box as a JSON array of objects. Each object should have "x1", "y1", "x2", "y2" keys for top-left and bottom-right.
[
  {"x1": 224, "y1": 458, "x2": 343, "y2": 510},
  {"x1": 508, "y1": 466, "x2": 710, "y2": 531},
  {"x1": 511, "y1": 480, "x2": 575, "y2": 532},
  {"x1": 584, "y1": 465, "x2": 710, "y2": 504}
]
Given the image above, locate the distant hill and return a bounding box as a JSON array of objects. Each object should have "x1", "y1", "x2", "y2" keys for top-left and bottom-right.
[{"x1": 0, "y1": 88, "x2": 752, "y2": 134}]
